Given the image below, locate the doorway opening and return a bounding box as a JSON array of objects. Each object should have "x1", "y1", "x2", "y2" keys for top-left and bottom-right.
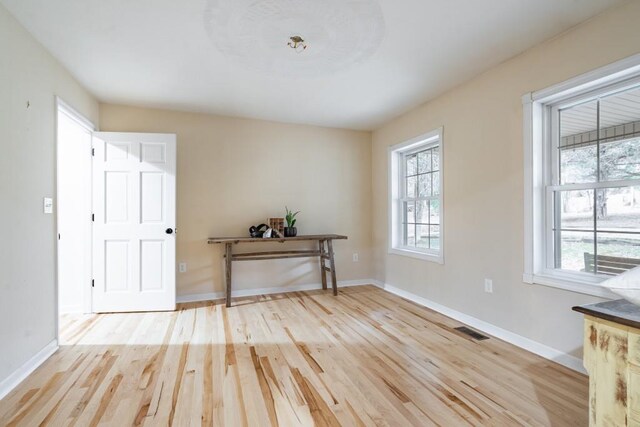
[
  {"x1": 56, "y1": 99, "x2": 95, "y2": 329},
  {"x1": 56, "y1": 102, "x2": 177, "y2": 326}
]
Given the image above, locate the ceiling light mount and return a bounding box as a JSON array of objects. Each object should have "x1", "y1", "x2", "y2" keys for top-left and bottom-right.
[
  {"x1": 205, "y1": 0, "x2": 385, "y2": 77},
  {"x1": 288, "y1": 36, "x2": 307, "y2": 53}
]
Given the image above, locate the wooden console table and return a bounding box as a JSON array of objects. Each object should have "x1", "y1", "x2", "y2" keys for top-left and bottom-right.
[{"x1": 207, "y1": 234, "x2": 347, "y2": 307}]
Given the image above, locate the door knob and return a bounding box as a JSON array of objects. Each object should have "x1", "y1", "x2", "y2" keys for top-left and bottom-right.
[{"x1": 166, "y1": 228, "x2": 174, "y2": 234}]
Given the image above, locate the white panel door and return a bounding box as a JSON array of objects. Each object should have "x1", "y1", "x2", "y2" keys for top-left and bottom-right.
[{"x1": 92, "y1": 132, "x2": 176, "y2": 312}]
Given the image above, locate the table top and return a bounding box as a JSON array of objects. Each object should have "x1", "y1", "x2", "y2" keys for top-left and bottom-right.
[
  {"x1": 573, "y1": 299, "x2": 640, "y2": 330},
  {"x1": 208, "y1": 234, "x2": 348, "y2": 244}
]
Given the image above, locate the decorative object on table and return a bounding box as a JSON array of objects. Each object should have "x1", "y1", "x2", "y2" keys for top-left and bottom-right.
[
  {"x1": 271, "y1": 228, "x2": 282, "y2": 238},
  {"x1": 268, "y1": 217, "x2": 285, "y2": 236},
  {"x1": 262, "y1": 227, "x2": 283, "y2": 238},
  {"x1": 249, "y1": 223, "x2": 269, "y2": 238},
  {"x1": 284, "y1": 206, "x2": 299, "y2": 237},
  {"x1": 599, "y1": 265, "x2": 640, "y2": 306}
]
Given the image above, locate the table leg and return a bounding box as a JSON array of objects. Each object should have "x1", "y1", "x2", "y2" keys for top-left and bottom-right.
[
  {"x1": 319, "y1": 239, "x2": 327, "y2": 290},
  {"x1": 327, "y1": 239, "x2": 338, "y2": 296},
  {"x1": 225, "y1": 243, "x2": 233, "y2": 307}
]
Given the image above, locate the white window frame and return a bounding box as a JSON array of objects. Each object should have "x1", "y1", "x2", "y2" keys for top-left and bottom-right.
[
  {"x1": 523, "y1": 53, "x2": 640, "y2": 298},
  {"x1": 388, "y1": 128, "x2": 444, "y2": 264}
]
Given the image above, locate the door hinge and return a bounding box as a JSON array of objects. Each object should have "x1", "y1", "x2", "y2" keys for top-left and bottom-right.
[
  {"x1": 91, "y1": 148, "x2": 95, "y2": 156},
  {"x1": 91, "y1": 279, "x2": 95, "y2": 288},
  {"x1": 91, "y1": 213, "x2": 95, "y2": 222},
  {"x1": 58, "y1": 233, "x2": 61, "y2": 240}
]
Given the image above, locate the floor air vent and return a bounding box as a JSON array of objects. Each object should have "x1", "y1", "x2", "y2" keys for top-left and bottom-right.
[{"x1": 454, "y1": 326, "x2": 489, "y2": 341}]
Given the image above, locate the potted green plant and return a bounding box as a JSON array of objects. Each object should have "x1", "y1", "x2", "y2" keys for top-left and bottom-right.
[{"x1": 284, "y1": 206, "x2": 299, "y2": 237}]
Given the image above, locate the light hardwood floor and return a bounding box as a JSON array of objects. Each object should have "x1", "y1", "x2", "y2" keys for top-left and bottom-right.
[{"x1": 0, "y1": 285, "x2": 587, "y2": 426}]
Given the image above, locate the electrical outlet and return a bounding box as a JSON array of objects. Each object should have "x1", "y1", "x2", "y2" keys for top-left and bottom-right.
[
  {"x1": 484, "y1": 279, "x2": 493, "y2": 293},
  {"x1": 352, "y1": 253, "x2": 359, "y2": 262},
  {"x1": 179, "y1": 262, "x2": 187, "y2": 273},
  {"x1": 43, "y1": 197, "x2": 53, "y2": 214}
]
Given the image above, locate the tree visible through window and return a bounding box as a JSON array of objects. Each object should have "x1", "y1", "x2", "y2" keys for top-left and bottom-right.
[
  {"x1": 554, "y1": 85, "x2": 640, "y2": 275},
  {"x1": 389, "y1": 128, "x2": 443, "y2": 262},
  {"x1": 402, "y1": 145, "x2": 441, "y2": 251}
]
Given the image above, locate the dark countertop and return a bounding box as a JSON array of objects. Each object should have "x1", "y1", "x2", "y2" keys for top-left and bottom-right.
[{"x1": 573, "y1": 299, "x2": 640, "y2": 330}]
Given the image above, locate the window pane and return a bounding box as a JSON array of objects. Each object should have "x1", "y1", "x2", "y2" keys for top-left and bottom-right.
[
  {"x1": 600, "y1": 86, "x2": 640, "y2": 125},
  {"x1": 595, "y1": 187, "x2": 640, "y2": 275},
  {"x1": 596, "y1": 233, "x2": 640, "y2": 275},
  {"x1": 429, "y1": 200, "x2": 440, "y2": 225},
  {"x1": 404, "y1": 201, "x2": 415, "y2": 224},
  {"x1": 550, "y1": 86, "x2": 640, "y2": 276},
  {"x1": 432, "y1": 171, "x2": 440, "y2": 196},
  {"x1": 432, "y1": 147, "x2": 440, "y2": 171},
  {"x1": 559, "y1": 100, "x2": 598, "y2": 184},
  {"x1": 559, "y1": 146, "x2": 597, "y2": 185},
  {"x1": 555, "y1": 230, "x2": 594, "y2": 272},
  {"x1": 418, "y1": 151, "x2": 431, "y2": 173},
  {"x1": 430, "y1": 226, "x2": 440, "y2": 250},
  {"x1": 599, "y1": 137, "x2": 640, "y2": 181},
  {"x1": 416, "y1": 200, "x2": 428, "y2": 224},
  {"x1": 406, "y1": 176, "x2": 416, "y2": 198},
  {"x1": 416, "y1": 225, "x2": 429, "y2": 249},
  {"x1": 406, "y1": 155, "x2": 417, "y2": 176},
  {"x1": 599, "y1": 87, "x2": 640, "y2": 181},
  {"x1": 406, "y1": 223, "x2": 415, "y2": 246},
  {"x1": 556, "y1": 189, "x2": 594, "y2": 231},
  {"x1": 596, "y1": 187, "x2": 640, "y2": 232},
  {"x1": 418, "y1": 174, "x2": 431, "y2": 197}
]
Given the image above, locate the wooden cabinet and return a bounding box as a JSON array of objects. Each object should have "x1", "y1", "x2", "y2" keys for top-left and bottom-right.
[
  {"x1": 631, "y1": 363, "x2": 640, "y2": 424},
  {"x1": 581, "y1": 314, "x2": 640, "y2": 426}
]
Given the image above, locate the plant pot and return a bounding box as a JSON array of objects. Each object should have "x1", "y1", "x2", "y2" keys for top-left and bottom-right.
[{"x1": 284, "y1": 227, "x2": 297, "y2": 237}]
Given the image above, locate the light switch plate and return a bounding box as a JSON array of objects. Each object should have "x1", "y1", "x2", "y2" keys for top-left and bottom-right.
[{"x1": 43, "y1": 197, "x2": 53, "y2": 214}]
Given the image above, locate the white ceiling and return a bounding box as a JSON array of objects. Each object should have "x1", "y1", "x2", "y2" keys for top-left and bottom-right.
[{"x1": 1, "y1": 0, "x2": 623, "y2": 130}]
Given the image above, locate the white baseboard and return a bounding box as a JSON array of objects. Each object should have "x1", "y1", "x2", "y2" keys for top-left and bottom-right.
[
  {"x1": 380, "y1": 283, "x2": 586, "y2": 374},
  {"x1": 0, "y1": 339, "x2": 59, "y2": 400},
  {"x1": 177, "y1": 279, "x2": 376, "y2": 303}
]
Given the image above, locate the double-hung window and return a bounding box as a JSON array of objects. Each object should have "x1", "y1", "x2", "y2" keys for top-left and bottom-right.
[
  {"x1": 389, "y1": 128, "x2": 444, "y2": 263},
  {"x1": 524, "y1": 56, "x2": 640, "y2": 296}
]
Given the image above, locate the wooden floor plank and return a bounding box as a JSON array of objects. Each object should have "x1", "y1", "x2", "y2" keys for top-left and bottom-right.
[{"x1": 0, "y1": 285, "x2": 588, "y2": 426}]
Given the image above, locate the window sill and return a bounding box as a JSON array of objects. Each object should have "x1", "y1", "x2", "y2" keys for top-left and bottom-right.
[
  {"x1": 389, "y1": 247, "x2": 443, "y2": 264},
  {"x1": 523, "y1": 271, "x2": 617, "y2": 299}
]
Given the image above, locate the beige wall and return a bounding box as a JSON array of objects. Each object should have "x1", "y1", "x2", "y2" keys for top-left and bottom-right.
[
  {"x1": 371, "y1": 0, "x2": 640, "y2": 360},
  {"x1": 99, "y1": 104, "x2": 372, "y2": 298},
  {"x1": 3, "y1": 0, "x2": 638, "y2": 391},
  {"x1": 0, "y1": 3, "x2": 99, "y2": 385}
]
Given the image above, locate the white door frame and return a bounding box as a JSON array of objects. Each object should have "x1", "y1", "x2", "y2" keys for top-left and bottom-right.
[{"x1": 55, "y1": 97, "x2": 96, "y2": 325}]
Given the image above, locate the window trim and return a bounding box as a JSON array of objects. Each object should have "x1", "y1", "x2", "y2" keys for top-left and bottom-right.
[
  {"x1": 523, "y1": 53, "x2": 640, "y2": 298},
  {"x1": 388, "y1": 128, "x2": 444, "y2": 264}
]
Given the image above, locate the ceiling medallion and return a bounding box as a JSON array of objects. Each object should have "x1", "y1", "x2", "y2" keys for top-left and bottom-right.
[
  {"x1": 288, "y1": 36, "x2": 307, "y2": 53},
  {"x1": 204, "y1": 0, "x2": 385, "y2": 77}
]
